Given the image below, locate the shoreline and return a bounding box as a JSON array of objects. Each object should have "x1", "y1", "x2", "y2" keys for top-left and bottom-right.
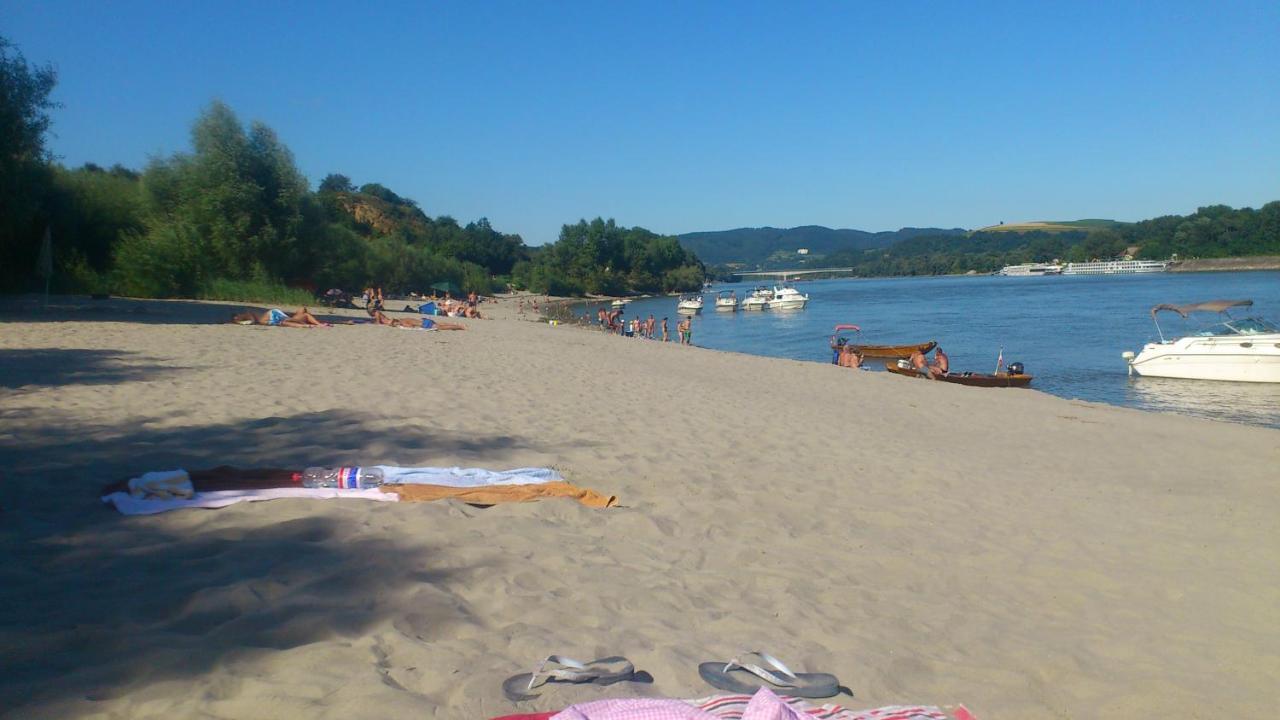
[{"x1": 1, "y1": 296, "x2": 1277, "y2": 719}]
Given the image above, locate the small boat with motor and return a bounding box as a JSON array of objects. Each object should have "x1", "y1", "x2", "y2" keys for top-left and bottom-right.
[
  {"x1": 610, "y1": 299, "x2": 629, "y2": 308},
  {"x1": 676, "y1": 294, "x2": 704, "y2": 314},
  {"x1": 715, "y1": 290, "x2": 737, "y2": 311},
  {"x1": 885, "y1": 359, "x2": 1033, "y2": 388},
  {"x1": 740, "y1": 287, "x2": 772, "y2": 311},
  {"x1": 1122, "y1": 299, "x2": 1280, "y2": 382},
  {"x1": 766, "y1": 284, "x2": 809, "y2": 310},
  {"x1": 830, "y1": 324, "x2": 936, "y2": 360}
]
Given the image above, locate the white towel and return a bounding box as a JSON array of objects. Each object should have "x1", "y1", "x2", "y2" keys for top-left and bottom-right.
[
  {"x1": 102, "y1": 488, "x2": 398, "y2": 516},
  {"x1": 127, "y1": 469, "x2": 193, "y2": 499},
  {"x1": 371, "y1": 466, "x2": 562, "y2": 487}
]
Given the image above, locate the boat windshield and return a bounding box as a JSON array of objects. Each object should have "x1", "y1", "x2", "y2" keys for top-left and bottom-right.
[{"x1": 1196, "y1": 317, "x2": 1280, "y2": 336}]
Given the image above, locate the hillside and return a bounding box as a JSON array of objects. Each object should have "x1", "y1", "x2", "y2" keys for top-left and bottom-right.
[
  {"x1": 677, "y1": 225, "x2": 965, "y2": 266},
  {"x1": 975, "y1": 219, "x2": 1123, "y2": 233}
]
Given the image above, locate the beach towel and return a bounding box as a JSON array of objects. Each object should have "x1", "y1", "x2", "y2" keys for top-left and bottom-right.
[
  {"x1": 102, "y1": 487, "x2": 397, "y2": 516},
  {"x1": 373, "y1": 466, "x2": 564, "y2": 487},
  {"x1": 384, "y1": 481, "x2": 616, "y2": 508},
  {"x1": 550, "y1": 688, "x2": 810, "y2": 720},
  {"x1": 127, "y1": 469, "x2": 193, "y2": 499},
  {"x1": 685, "y1": 694, "x2": 952, "y2": 720},
  {"x1": 490, "y1": 690, "x2": 958, "y2": 720}
]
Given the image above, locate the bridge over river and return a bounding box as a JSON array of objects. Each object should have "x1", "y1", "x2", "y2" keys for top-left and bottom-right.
[{"x1": 728, "y1": 267, "x2": 855, "y2": 280}]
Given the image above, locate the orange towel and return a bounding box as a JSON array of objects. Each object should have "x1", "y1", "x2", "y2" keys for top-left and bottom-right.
[{"x1": 381, "y1": 481, "x2": 618, "y2": 508}]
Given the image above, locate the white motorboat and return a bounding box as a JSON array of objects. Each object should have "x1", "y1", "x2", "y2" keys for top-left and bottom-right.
[
  {"x1": 714, "y1": 290, "x2": 737, "y2": 311},
  {"x1": 740, "y1": 287, "x2": 772, "y2": 311},
  {"x1": 610, "y1": 299, "x2": 629, "y2": 308},
  {"x1": 766, "y1": 284, "x2": 809, "y2": 310},
  {"x1": 676, "y1": 294, "x2": 704, "y2": 314},
  {"x1": 1123, "y1": 299, "x2": 1280, "y2": 383}
]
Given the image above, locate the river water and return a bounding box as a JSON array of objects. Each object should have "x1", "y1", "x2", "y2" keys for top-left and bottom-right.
[{"x1": 593, "y1": 271, "x2": 1280, "y2": 429}]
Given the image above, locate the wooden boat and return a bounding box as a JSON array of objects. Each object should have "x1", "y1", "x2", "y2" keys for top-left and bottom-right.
[
  {"x1": 830, "y1": 324, "x2": 935, "y2": 360},
  {"x1": 884, "y1": 362, "x2": 1033, "y2": 388},
  {"x1": 849, "y1": 340, "x2": 936, "y2": 359}
]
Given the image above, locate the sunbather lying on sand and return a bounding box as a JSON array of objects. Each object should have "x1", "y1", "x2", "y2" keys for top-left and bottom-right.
[
  {"x1": 369, "y1": 308, "x2": 467, "y2": 330},
  {"x1": 231, "y1": 307, "x2": 327, "y2": 327}
]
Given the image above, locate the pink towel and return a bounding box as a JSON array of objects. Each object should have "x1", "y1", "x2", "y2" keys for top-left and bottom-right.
[{"x1": 552, "y1": 688, "x2": 808, "y2": 720}]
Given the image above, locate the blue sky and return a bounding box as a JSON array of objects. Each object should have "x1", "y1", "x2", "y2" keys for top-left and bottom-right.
[{"x1": 5, "y1": 1, "x2": 1277, "y2": 244}]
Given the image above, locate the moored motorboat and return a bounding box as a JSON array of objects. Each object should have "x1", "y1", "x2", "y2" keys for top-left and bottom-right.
[
  {"x1": 714, "y1": 290, "x2": 737, "y2": 311},
  {"x1": 740, "y1": 287, "x2": 772, "y2": 311},
  {"x1": 1123, "y1": 299, "x2": 1280, "y2": 382},
  {"x1": 610, "y1": 299, "x2": 629, "y2": 308},
  {"x1": 885, "y1": 361, "x2": 1033, "y2": 388},
  {"x1": 676, "y1": 294, "x2": 704, "y2": 314},
  {"x1": 766, "y1": 284, "x2": 809, "y2": 310}
]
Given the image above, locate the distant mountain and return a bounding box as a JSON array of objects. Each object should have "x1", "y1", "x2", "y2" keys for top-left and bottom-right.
[{"x1": 677, "y1": 225, "x2": 967, "y2": 267}]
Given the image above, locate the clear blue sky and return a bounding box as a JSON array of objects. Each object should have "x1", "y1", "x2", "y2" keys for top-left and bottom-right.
[{"x1": 5, "y1": 0, "x2": 1278, "y2": 244}]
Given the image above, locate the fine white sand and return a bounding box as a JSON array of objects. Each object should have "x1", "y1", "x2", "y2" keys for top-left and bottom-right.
[{"x1": 1, "y1": 295, "x2": 1277, "y2": 719}]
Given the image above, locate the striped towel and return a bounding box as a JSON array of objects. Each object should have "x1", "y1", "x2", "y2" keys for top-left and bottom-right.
[{"x1": 686, "y1": 694, "x2": 952, "y2": 720}]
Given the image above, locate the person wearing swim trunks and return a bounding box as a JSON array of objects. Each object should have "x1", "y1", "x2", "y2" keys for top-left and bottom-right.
[{"x1": 231, "y1": 307, "x2": 326, "y2": 327}]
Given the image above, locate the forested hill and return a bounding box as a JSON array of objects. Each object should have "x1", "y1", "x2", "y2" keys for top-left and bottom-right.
[{"x1": 677, "y1": 225, "x2": 966, "y2": 266}]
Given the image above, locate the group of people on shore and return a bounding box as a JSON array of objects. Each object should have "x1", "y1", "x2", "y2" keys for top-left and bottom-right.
[{"x1": 594, "y1": 308, "x2": 694, "y2": 345}]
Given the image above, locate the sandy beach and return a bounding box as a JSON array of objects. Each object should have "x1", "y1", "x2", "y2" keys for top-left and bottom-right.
[{"x1": 2, "y1": 295, "x2": 1277, "y2": 719}]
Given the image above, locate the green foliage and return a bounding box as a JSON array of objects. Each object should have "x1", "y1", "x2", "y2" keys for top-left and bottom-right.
[
  {"x1": 816, "y1": 204, "x2": 1280, "y2": 277},
  {"x1": 318, "y1": 173, "x2": 354, "y2": 193},
  {"x1": 0, "y1": 36, "x2": 60, "y2": 291},
  {"x1": 678, "y1": 225, "x2": 967, "y2": 266},
  {"x1": 197, "y1": 278, "x2": 316, "y2": 305},
  {"x1": 517, "y1": 218, "x2": 705, "y2": 297}
]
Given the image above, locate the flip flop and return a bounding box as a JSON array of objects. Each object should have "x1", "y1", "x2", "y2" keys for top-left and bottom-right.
[
  {"x1": 698, "y1": 650, "x2": 840, "y2": 698},
  {"x1": 502, "y1": 655, "x2": 638, "y2": 702}
]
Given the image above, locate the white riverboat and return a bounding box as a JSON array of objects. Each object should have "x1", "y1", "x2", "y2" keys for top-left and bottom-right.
[
  {"x1": 1063, "y1": 259, "x2": 1170, "y2": 275},
  {"x1": 714, "y1": 290, "x2": 738, "y2": 311},
  {"x1": 740, "y1": 287, "x2": 772, "y2": 311},
  {"x1": 676, "y1": 294, "x2": 704, "y2": 314},
  {"x1": 999, "y1": 262, "x2": 1064, "y2": 276},
  {"x1": 766, "y1": 284, "x2": 809, "y2": 310},
  {"x1": 1123, "y1": 299, "x2": 1280, "y2": 383}
]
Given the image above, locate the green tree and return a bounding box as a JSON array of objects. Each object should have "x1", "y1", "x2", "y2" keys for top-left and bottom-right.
[
  {"x1": 0, "y1": 36, "x2": 59, "y2": 291},
  {"x1": 318, "y1": 173, "x2": 354, "y2": 193}
]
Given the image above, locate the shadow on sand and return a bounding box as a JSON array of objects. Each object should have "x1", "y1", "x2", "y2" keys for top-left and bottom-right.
[
  {"x1": 0, "y1": 295, "x2": 357, "y2": 326},
  {"x1": 0, "y1": 348, "x2": 187, "y2": 390},
  {"x1": 0, "y1": 405, "x2": 570, "y2": 715}
]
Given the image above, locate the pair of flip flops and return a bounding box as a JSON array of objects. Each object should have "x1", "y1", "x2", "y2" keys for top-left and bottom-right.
[{"x1": 503, "y1": 651, "x2": 840, "y2": 702}]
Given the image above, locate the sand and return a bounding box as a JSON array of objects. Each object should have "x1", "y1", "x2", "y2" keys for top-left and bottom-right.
[{"x1": 1, "y1": 295, "x2": 1277, "y2": 719}]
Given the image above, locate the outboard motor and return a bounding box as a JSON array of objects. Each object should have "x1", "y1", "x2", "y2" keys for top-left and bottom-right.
[{"x1": 1006, "y1": 361, "x2": 1025, "y2": 375}]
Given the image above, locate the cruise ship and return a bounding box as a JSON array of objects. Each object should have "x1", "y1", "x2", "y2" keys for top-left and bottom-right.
[
  {"x1": 999, "y1": 262, "x2": 1064, "y2": 276},
  {"x1": 1062, "y1": 259, "x2": 1170, "y2": 275}
]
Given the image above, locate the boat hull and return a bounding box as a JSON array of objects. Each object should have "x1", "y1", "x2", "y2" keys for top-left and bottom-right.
[
  {"x1": 1128, "y1": 337, "x2": 1280, "y2": 382},
  {"x1": 849, "y1": 341, "x2": 936, "y2": 359},
  {"x1": 885, "y1": 363, "x2": 1033, "y2": 388},
  {"x1": 714, "y1": 302, "x2": 736, "y2": 311},
  {"x1": 768, "y1": 299, "x2": 808, "y2": 310}
]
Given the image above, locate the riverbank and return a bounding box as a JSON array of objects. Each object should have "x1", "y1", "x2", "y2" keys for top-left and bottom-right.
[
  {"x1": 1, "y1": 295, "x2": 1277, "y2": 719},
  {"x1": 1169, "y1": 255, "x2": 1280, "y2": 272}
]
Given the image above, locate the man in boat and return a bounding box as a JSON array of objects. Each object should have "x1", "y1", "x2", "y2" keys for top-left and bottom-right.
[
  {"x1": 909, "y1": 349, "x2": 935, "y2": 378},
  {"x1": 930, "y1": 346, "x2": 949, "y2": 376}
]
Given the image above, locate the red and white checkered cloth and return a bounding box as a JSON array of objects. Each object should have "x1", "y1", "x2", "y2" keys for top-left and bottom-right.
[{"x1": 538, "y1": 688, "x2": 966, "y2": 720}]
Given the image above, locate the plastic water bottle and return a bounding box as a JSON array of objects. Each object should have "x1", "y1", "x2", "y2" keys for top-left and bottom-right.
[{"x1": 299, "y1": 466, "x2": 384, "y2": 489}]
